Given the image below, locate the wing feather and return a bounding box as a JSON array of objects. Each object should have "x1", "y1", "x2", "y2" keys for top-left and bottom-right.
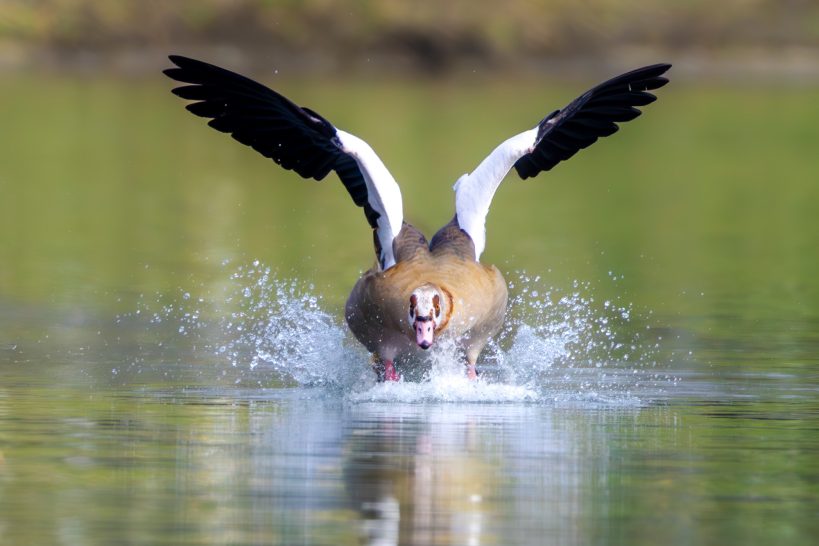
[
  {"x1": 515, "y1": 64, "x2": 671, "y2": 179},
  {"x1": 454, "y1": 64, "x2": 671, "y2": 260},
  {"x1": 164, "y1": 55, "x2": 404, "y2": 269}
]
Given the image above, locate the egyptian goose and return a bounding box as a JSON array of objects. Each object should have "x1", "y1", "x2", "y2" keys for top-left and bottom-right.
[{"x1": 164, "y1": 56, "x2": 670, "y2": 381}]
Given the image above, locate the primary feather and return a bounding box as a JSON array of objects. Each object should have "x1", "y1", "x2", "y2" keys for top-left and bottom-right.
[
  {"x1": 163, "y1": 55, "x2": 404, "y2": 269},
  {"x1": 454, "y1": 63, "x2": 671, "y2": 259}
]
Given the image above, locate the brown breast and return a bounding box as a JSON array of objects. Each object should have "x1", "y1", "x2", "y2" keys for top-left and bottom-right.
[{"x1": 345, "y1": 249, "x2": 508, "y2": 357}]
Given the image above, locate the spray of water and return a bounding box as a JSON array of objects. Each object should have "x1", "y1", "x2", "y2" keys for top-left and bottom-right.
[{"x1": 124, "y1": 261, "x2": 672, "y2": 404}]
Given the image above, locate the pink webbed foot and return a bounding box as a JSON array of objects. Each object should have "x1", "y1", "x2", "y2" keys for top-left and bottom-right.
[
  {"x1": 383, "y1": 360, "x2": 401, "y2": 382},
  {"x1": 466, "y1": 363, "x2": 478, "y2": 381}
]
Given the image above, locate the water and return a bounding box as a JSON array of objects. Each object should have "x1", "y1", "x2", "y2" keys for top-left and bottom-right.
[{"x1": 1, "y1": 74, "x2": 819, "y2": 545}]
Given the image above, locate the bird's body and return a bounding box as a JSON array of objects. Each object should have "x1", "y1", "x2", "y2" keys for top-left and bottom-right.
[
  {"x1": 346, "y1": 221, "x2": 507, "y2": 379},
  {"x1": 164, "y1": 56, "x2": 670, "y2": 381}
]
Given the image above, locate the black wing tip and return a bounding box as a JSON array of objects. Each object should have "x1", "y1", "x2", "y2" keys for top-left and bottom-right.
[
  {"x1": 167, "y1": 54, "x2": 200, "y2": 68},
  {"x1": 169, "y1": 85, "x2": 191, "y2": 98},
  {"x1": 165, "y1": 55, "x2": 190, "y2": 74},
  {"x1": 644, "y1": 62, "x2": 672, "y2": 71},
  {"x1": 163, "y1": 57, "x2": 200, "y2": 84},
  {"x1": 516, "y1": 62, "x2": 671, "y2": 180},
  {"x1": 162, "y1": 66, "x2": 182, "y2": 80},
  {"x1": 609, "y1": 63, "x2": 672, "y2": 88},
  {"x1": 164, "y1": 55, "x2": 225, "y2": 83},
  {"x1": 593, "y1": 62, "x2": 672, "y2": 97},
  {"x1": 163, "y1": 54, "x2": 368, "y2": 227},
  {"x1": 631, "y1": 63, "x2": 672, "y2": 77}
]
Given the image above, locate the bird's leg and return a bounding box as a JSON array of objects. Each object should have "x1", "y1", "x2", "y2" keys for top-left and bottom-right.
[
  {"x1": 466, "y1": 358, "x2": 478, "y2": 380},
  {"x1": 383, "y1": 359, "x2": 400, "y2": 382},
  {"x1": 371, "y1": 354, "x2": 400, "y2": 382}
]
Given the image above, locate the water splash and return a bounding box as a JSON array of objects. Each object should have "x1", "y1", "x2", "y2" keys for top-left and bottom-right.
[
  {"x1": 124, "y1": 262, "x2": 673, "y2": 404},
  {"x1": 485, "y1": 273, "x2": 662, "y2": 403},
  {"x1": 215, "y1": 263, "x2": 358, "y2": 386}
]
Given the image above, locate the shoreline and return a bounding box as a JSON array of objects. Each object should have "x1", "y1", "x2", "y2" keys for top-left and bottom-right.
[{"x1": 2, "y1": 42, "x2": 819, "y2": 83}]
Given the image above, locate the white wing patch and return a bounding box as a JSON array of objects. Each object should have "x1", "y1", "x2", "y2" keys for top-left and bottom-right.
[
  {"x1": 336, "y1": 130, "x2": 404, "y2": 270},
  {"x1": 454, "y1": 127, "x2": 539, "y2": 260}
]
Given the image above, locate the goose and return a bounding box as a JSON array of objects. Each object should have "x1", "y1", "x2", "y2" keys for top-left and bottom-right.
[{"x1": 164, "y1": 56, "x2": 670, "y2": 381}]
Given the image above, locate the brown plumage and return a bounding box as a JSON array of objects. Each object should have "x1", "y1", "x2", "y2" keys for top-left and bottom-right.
[{"x1": 346, "y1": 221, "x2": 508, "y2": 379}]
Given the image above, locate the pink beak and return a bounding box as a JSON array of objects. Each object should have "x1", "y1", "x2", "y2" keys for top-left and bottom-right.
[{"x1": 415, "y1": 320, "x2": 434, "y2": 350}]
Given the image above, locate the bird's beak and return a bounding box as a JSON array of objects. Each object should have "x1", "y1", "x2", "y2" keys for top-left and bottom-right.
[{"x1": 414, "y1": 319, "x2": 434, "y2": 350}]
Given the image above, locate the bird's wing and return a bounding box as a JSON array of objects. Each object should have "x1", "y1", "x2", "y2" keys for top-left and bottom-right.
[
  {"x1": 453, "y1": 63, "x2": 671, "y2": 260},
  {"x1": 163, "y1": 55, "x2": 404, "y2": 270}
]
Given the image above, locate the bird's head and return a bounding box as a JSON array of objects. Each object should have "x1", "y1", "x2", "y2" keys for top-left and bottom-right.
[{"x1": 408, "y1": 284, "x2": 445, "y2": 350}]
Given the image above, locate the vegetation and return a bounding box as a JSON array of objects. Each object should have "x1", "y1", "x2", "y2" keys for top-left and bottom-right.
[{"x1": 1, "y1": 0, "x2": 818, "y2": 73}]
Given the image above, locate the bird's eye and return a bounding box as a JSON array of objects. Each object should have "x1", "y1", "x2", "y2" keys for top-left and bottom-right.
[
  {"x1": 409, "y1": 294, "x2": 417, "y2": 317},
  {"x1": 433, "y1": 294, "x2": 441, "y2": 317}
]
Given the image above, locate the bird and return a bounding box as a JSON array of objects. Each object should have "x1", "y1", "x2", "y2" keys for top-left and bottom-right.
[{"x1": 164, "y1": 55, "x2": 670, "y2": 382}]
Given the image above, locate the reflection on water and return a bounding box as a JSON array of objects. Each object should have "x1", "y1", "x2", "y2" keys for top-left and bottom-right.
[
  {"x1": 1, "y1": 374, "x2": 817, "y2": 546},
  {"x1": 342, "y1": 402, "x2": 603, "y2": 546}
]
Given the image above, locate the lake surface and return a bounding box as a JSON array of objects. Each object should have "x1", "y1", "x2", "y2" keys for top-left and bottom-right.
[{"x1": 1, "y1": 72, "x2": 818, "y2": 545}]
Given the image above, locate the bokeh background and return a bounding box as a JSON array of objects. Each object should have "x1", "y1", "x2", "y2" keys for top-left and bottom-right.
[{"x1": 2, "y1": 0, "x2": 819, "y2": 77}]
